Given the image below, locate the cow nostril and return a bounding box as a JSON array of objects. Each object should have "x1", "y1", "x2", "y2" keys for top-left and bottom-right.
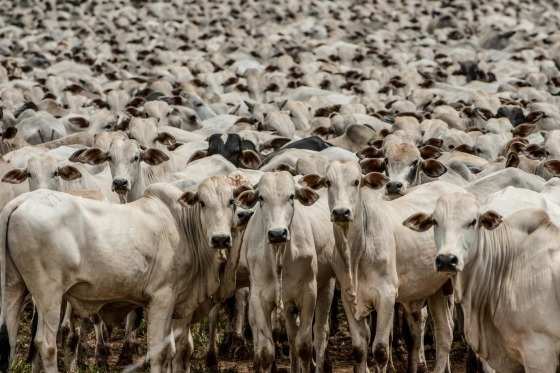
[
  {"x1": 268, "y1": 228, "x2": 288, "y2": 243},
  {"x1": 112, "y1": 179, "x2": 129, "y2": 189},
  {"x1": 211, "y1": 235, "x2": 231, "y2": 249},
  {"x1": 449, "y1": 255, "x2": 458, "y2": 265},
  {"x1": 435, "y1": 254, "x2": 459, "y2": 271},
  {"x1": 332, "y1": 208, "x2": 352, "y2": 222}
]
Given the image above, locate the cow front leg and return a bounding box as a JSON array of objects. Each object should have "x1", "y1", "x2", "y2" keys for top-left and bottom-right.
[
  {"x1": 402, "y1": 302, "x2": 427, "y2": 373},
  {"x1": 171, "y1": 321, "x2": 193, "y2": 373},
  {"x1": 371, "y1": 285, "x2": 396, "y2": 373},
  {"x1": 146, "y1": 289, "x2": 175, "y2": 373},
  {"x1": 428, "y1": 291, "x2": 454, "y2": 373},
  {"x1": 341, "y1": 296, "x2": 370, "y2": 373},
  {"x1": 314, "y1": 278, "x2": 335, "y2": 373},
  {"x1": 248, "y1": 288, "x2": 275, "y2": 372},
  {"x1": 206, "y1": 304, "x2": 220, "y2": 372},
  {"x1": 284, "y1": 303, "x2": 300, "y2": 373}
]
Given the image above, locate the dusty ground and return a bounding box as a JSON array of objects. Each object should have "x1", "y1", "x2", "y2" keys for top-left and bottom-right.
[{"x1": 13, "y1": 301, "x2": 468, "y2": 372}]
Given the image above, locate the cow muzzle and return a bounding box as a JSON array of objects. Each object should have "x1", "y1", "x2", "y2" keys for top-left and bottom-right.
[
  {"x1": 211, "y1": 234, "x2": 232, "y2": 249},
  {"x1": 112, "y1": 178, "x2": 130, "y2": 194},
  {"x1": 268, "y1": 228, "x2": 288, "y2": 244},
  {"x1": 385, "y1": 181, "x2": 404, "y2": 196},
  {"x1": 331, "y1": 208, "x2": 352, "y2": 223},
  {"x1": 435, "y1": 254, "x2": 459, "y2": 273}
]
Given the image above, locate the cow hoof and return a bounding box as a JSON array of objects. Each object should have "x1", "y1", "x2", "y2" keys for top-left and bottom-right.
[
  {"x1": 324, "y1": 356, "x2": 333, "y2": 373},
  {"x1": 219, "y1": 332, "x2": 233, "y2": 357},
  {"x1": 117, "y1": 341, "x2": 138, "y2": 367},
  {"x1": 231, "y1": 334, "x2": 250, "y2": 360},
  {"x1": 418, "y1": 362, "x2": 428, "y2": 373},
  {"x1": 206, "y1": 349, "x2": 218, "y2": 369},
  {"x1": 373, "y1": 343, "x2": 389, "y2": 366},
  {"x1": 351, "y1": 345, "x2": 364, "y2": 363}
]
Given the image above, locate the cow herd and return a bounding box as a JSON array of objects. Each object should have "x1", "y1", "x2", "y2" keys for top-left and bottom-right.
[{"x1": 2, "y1": 0, "x2": 560, "y2": 372}]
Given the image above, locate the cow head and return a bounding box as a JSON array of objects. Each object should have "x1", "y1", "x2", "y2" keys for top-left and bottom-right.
[
  {"x1": 236, "y1": 171, "x2": 319, "y2": 244},
  {"x1": 380, "y1": 143, "x2": 447, "y2": 198},
  {"x1": 178, "y1": 176, "x2": 252, "y2": 249},
  {"x1": 300, "y1": 160, "x2": 389, "y2": 224},
  {"x1": 403, "y1": 193, "x2": 502, "y2": 273},
  {"x1": 2, "y1": 155, "x2": 82, "y2": 191},
  {"x1": 72, "y1": 138, "x2": 168, "y2": 201}
]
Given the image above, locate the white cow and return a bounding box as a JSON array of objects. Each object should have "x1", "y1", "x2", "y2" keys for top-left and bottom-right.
[{"x1": 404, "y1": 193, "x2": 560, "y2": 373}]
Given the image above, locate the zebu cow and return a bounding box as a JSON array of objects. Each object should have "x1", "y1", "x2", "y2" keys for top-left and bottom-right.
[
  {"x1": 0, "y1": 176, "x2": 248, "y2": 373},
  {"x1": 236, "y1": 172, "x2": 335, "y2": 373},
  {"x1": 301, "y1": 161, "x2": 464, "y2": 372},
  {"x1": 404, "y1": 194, "x2": 560, "y2": 372}
]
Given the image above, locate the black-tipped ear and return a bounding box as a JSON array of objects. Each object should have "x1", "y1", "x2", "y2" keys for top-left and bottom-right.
[
  {"x1": 178, "y1": 191, "x2": 198, "y2": 207},
  {"x1": 402, "y1": 213, "x2": 435, "y2": 232},
  {"x1": 140, "y1": 149, "x2": 169, "y2": 166},
  {"x1": 74, "y1": 148, "x2": 110, "y2": 165},
  {"x1": 236, "y1": 189, "x2": 259, "y2": 209},
  {"x1": 359, "y1": 158, "x2": 386, "y2": 174},
  {"x1": 421, "y1": 159, "x2": 447, "y2": 178},
  {"x1": 1, "y1": 127, "x2": 18, "y2": 139},
  {"x1": 506, "y1": 152, "x2": 520, "y2": 168},
  {"x1": 479, "y1": 211, "x2": 502, "y2": 230},
  {"x1": 154, "y1": 132, "x2": 176, "y2": 146},
  {"x1": 543, "y1": 160, "x2": 560, "y2": 176},
  {"x1": 356, "y1": 146, "x2": 383, "y2": 159},
  {"x1": 419, "y1": 145, "x2": 442, "y2": 160},
  {"x1": 187, "y1": 150, "x2": 208, "y2": 164},
  {"x1": 275, "y1": 164, "x2": 297, "y2": 175},
  {"x1": 239, "y1": 149, "x2": 261, "y2": 169},
  {"x1": 57, "y1": 166, "x2": 82, "y2": 181}
]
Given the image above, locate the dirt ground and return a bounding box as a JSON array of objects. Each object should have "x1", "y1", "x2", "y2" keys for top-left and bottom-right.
[{"x1": 13, "y1": 301, "x2": 468, "y2": 372}]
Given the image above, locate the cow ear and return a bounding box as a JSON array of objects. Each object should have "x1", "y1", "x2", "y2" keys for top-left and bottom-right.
[
  {"x1": 68, "y1": 117, "x2": 90, "y2": 129},
  {"x1": 421, "y1": 159, "x2": 447, "y2": 177},
  {"x1": 454, "y1": 144, "x2": 474, "y2": 154},
  {"x1": 178, "y1": 191, "x2": 198, "y2": 207},
  {"x1": 76, "y1": 148, "x2": 110, "y2": 165},
  {"x1": 369, "y1": 138, "x2": 385, "y2": 148},
  {"x1": 506, "y1": 152, "x2": 519, "y2": 168},
  {"x1": 295, "y1": 187, "x2": 320, "y2": 206},
  {"x1": 1, "y1": 127, "x2": 17, "y2": 139},
  {"x1": 402, "y1": 213, "x2": 434, "y2": 232},
  {"x1": 239, "y1": 149, "x2": 261, "y2": 169},
  {"x1": 270, "y1": 137, "x2": 291, "y2": 149},
  {"x1": 424, "y1": 138, "x2": 443, "y2": 148},
  {"x1": 167, "y1": 143, "x2": 183, "y2": 151},
  {"x1": 361, "y1": 172, "x2": 389, "y2": 189},
  {"x1": 141, "y1": 148, "x2": 169, "y2": 165},
  {"x1": 233, "y1": 184, "x2": 252, "y2": 198},
  {"x1": 512, "y1": 123, "x2": 536, "y2": 137},
  {"x1": 236, "y1": 189, "x2": 259, "y2": 208},
  {"x1": 360, "y1": 158, "x2": 386, "y2": 174},
  {"x1": 525, "y1": 111, "x2": 544, "y2": 123},
  {"x1": 543, "y1": 160, "x2": 560, "y2": 176},
  {"x1": 69, "y1": 148, "x2": 87, "y2": 162},
  {"x1": 275, "y1": 163, "x2": 297, "y2": 175},
  {"x1": 57, "y1": 166, "x2": 82, "y2": 181},
  {"x1": 526, "y1": 144, "x2": 546, "y2": 159},
  {"x1": 2, "y1": 169, "x2": 28, "y2": 184},
  {"x1": 419, "y1": 145, "x2": 442, "y2": 160},
  {"x1": 356, "y1": 145, "x2": 383, "y2": 159},
  {"x1": 507, "y1": 141, "x2": 527, "y2": 154},
  {"x1": 187, "y1": 150, "x2": 208, "y2": 164},
  {"x1": 479, "y1": 210, "x2": 502, "y2": 230},
  {"x1": 300, "y1": 174, "x2": 326, "y2": 190},
  {"x1": 154, "y1": 132, "x2": 176, "y2": 146}
]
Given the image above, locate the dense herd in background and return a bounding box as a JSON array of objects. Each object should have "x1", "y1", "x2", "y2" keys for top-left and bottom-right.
[{"x1": 1, "y1": 0, "x2": 560, "y2": 372}]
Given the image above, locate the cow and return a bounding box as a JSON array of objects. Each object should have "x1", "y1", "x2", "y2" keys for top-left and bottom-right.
[
  {"x1": 301, "y1": 161, "x2": 465, "y2": 372},
  {"x1": 236, "y1": 171, "x2": 335, "y2": 373},
  {"x1": 403, "y1": 194, "x2": 560, "y2": 372},
  {"x1": 0, "y1": 175, "x2": 250, "y2": 373}
]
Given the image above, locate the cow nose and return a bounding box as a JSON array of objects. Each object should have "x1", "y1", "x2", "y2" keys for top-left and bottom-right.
[
  {"x1": 268, "y1": 228, "x2": 288, "y2": 244},
  {"x1": 435, "y1": 254, "x2": 459, "y2": 272},
  {"x1": 331, "y1": 208, "x2": 352, "y2": 222},
  {"x1": 236, "y1": 210, "x2": 253, "y2": 225},
  {"x1": 386, "y1": 181, "x2": 403, "y2": 194},
  {"x1": 112, "y1": 178, "x2": 129, "y2": 189},
  {"x1": 211, "y1": 234, "x2": 232, "y2": 249}
]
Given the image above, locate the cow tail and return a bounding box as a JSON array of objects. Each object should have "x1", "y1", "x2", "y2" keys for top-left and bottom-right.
[{"x1": 0, "y1": 198, "x2": 25, "y2": 371}]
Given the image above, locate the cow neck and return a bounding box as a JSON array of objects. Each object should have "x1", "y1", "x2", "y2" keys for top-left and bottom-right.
[
  {"x1": 178, "y1": 202, "x2": 221, "y2": 309},
  {"x1": 129, "y1": 162, "x2": 169, "y2": 202},
  {"x1": 455, "y1": 222, "x2": 516, "y2": 362}
]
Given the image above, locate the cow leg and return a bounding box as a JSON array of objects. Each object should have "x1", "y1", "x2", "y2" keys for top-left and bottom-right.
[
  {"x1": 231, "y1": 287, "x2": 250, "y2": 358},
  {"x1": 206, "y1": 304, "x2": 220, "y2": 371},
  {"x1": 371, "y1": 286, "x2": 396, "y2": 372},
  {"x1": 284, "y1": 303, "x2": 300, "y2": 373},
  {"x1": 249, "y1": 288, "x2": 275, "y2": 372},
  {"x1": 63, "y1": 311, "x2": 84, "y2": 372},
  {"x1": 314, "y1": 278, "x2": 335, "y2": 373},
  {"x1": 35, "y1": 298, "x2": 62, "y2": 373},
  {"x1": 170, "y1": 320, "x2": 193, "y2": 373},
  {"x1": 146, "y1": 290, "x2": 175, "y2": 373},
  {"x1": 520, "y1": 335, "x2": 558, "y2": 373},
  {"x1": 296, "y1": 280, "x2": 317, "y2": 373},
  {"x1": 120, "y1": 309, "x2": 141, "y2": 365},
  {"x1": 341, "y1": 295, "x2": 370, "y2": 373},
  {"x1": 0, "y1": 273, "x2": 27, "y2": 368},
  {"x1": 402, "y1": 302, "x2": 425, "y2": 373},
  {"x1": 427, "y1": 292, "x2": 454, "y2": 373},
  {"x1": 93, "y1": 315, "x2": 110, "y2": 367}
]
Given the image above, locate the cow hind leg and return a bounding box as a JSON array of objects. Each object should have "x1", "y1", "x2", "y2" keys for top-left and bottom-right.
[
  {"x1": 146, "y1": 289, "x2": 175, "y2": 373},
  {"x1": 35, "y1": 298, "x2": 63, "y2": 373},
  {"x1": 0, "y1": 275, "x2": 27, "y2": 372},
  {"x1": 313, "y1": 278, "x2": 335, "y2": 373},
  {"x1": 402, "y1": 302, "x2": 426, "y2": 373},
  {"x1": 427, "y1": 291, "x2": 454, "y2": 373},
  {"x1": 119, "y1": 308, "x2": 142, "y2": 366}
]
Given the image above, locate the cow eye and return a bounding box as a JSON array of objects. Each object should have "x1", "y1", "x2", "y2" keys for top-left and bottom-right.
[
  {"x1": 468, "y1": 219, "x2": 476, "y2": 228},
  {"x1": 325, "y1": 180, "x2": 331, "y2": 187},
  {"x1": 353, "y1": 179, "x2": 360, "y2": 186},
  {"x1": 132, "y1": 155, "x2": 139, "y2": 162},
  {"x1": 258, "y1": 195, "x2": 264, "y2": 202},
  {"x1": 200, "y1": 200, "x2": 205, "y2": 208},
  {"x1": 289, "y1": 194, "x2": 295, "y2": 200},
  {"x1": 229, "y1": 198, "x2": 235, "y2": 206}
]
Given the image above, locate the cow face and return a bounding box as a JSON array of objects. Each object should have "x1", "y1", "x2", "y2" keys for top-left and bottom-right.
[
  {"x1": 179, "y1": 176, "x2": 251, "y2": 250},
  {"x1": 403, "y1": 193, "x2": 502, "y2": 273},
  {"x1": 301, "y1": 161, "x2": 389, "y2": 224},
  {"x1": 74, "y1": 138, "x2": 168, "y2": 200},
  {"x1": 237, "y1": 171, "x2": 319, "y2": 244},
  {"x1": 383, "y1": 143, "x2": 447, "y2": 198},
  {"x1": 2, "y1": 155, "x2": 82, "y2": 191}
]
